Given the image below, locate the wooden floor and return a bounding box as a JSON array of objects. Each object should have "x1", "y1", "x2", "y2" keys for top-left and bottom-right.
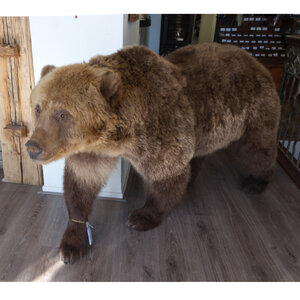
[{"x1": 0, "y1": 151, "x2": 299, "y2": 282}]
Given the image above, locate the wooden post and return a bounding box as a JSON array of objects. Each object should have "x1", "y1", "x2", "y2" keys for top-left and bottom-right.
[{"x1": 0, "y1": 17, "x2": 43, "y2": 185}]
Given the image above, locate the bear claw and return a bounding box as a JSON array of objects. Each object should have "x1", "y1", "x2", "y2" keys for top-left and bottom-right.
[{"x1": 59, "y1": 245, "x2": 84, "y2": 264}]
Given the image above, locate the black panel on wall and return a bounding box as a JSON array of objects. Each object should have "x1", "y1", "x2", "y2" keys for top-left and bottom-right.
[{"x1": 159, "y1": 14, "x2": 195, "y2": 56}]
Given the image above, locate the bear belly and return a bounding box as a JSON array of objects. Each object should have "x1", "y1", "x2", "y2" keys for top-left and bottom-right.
[{"x1": 194, "y1": 108, "x2": 247, "y2": 156}]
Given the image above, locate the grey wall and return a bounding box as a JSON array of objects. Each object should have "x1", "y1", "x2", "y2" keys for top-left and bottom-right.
[
  {"x1": 123, "y1": 14, "x2": 140, "y2": 46},
  {"x1": 147, "y1": 14, "x2": 162, "y2": 54}
]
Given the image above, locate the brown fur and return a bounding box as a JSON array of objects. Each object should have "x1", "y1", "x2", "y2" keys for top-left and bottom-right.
[{"x1": 26, "y1": 43, "x2": 280, "y2": 264}]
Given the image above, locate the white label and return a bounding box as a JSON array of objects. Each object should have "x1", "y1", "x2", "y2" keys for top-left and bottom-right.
[{"x1": 86, "y1": 222, "x2": 94, "y2": 246}]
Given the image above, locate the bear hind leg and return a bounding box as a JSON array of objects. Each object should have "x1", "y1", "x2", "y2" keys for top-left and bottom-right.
[{"x1": 229, "y1": 127, "x2": 278, "y2": 195}]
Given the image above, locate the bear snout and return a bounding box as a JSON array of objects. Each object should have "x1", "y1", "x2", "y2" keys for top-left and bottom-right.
[{"x1": 25, "y1": 140, "x2": 43, "y2": 160}]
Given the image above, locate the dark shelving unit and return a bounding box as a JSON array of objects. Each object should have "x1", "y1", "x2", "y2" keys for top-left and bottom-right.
[{"x1": 159, "y1": 14, "x2": 195, "y2": 56}]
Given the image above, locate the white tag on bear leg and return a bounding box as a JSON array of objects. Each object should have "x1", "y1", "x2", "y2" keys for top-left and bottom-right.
[{"x1": 86, "y1": 222, "x2": 94, "y2": 246}]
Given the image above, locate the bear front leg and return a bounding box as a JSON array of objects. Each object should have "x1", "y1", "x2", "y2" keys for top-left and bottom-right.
[
  {"x1": 127, "y1": 165, "x2": 190, "y2": 231},
  {"x1": 59, "y1": 153, "x2": 117, "y2": 264}
]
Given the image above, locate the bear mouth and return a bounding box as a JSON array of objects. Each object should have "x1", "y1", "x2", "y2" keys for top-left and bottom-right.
[{"x1": 29, "y1": 151, "x2": 64, "y2": 165}]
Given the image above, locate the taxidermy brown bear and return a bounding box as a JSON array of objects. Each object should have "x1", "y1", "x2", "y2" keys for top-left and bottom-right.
[{"x1": 26, "y1": 43, "x2": 280, "y2": 264}]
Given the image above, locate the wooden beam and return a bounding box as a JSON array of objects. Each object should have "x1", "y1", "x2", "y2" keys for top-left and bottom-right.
[
  {"x1": 0, "y1": 50, "x2": 23, "y2": 183},
  {"x1": 0, "y1": 17, "x2": 43, "y2": 185}
]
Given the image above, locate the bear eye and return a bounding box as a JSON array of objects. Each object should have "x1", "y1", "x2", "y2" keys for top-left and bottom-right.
[
  {"x1": 54, "y1": 110, "x2": 69, "y2": 122},
  {"x1": 35, "y1": 105, "x2": 41, "y2": 116}
]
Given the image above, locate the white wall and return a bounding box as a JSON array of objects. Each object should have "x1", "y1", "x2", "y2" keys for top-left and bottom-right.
[
  {"x1": 30, "y1": 16, "x2": 124, "y2": 82},
  {"x1": 30, "y1": 15, "x2": 136, "y2": 199}
]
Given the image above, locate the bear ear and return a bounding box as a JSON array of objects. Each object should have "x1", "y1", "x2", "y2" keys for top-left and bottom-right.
[
  {"x1": 41, "y1": 65, "x2": 56, "y2": 78},
  {"x1": 99, "y1": 70, "x2": 122, "y2": 101}
]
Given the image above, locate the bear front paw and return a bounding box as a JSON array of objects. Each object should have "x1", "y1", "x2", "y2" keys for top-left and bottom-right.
[
  {"x1": 127, "y1": 208, "x2": 161, "y2": 231},
  {"x1": 59, "y1": 224, "x2": 89, "y2": 264}
]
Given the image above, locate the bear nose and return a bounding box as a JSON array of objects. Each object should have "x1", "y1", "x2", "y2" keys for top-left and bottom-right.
[{"x1": 25, "y1": 140, "x2": 43, "y2": 159}]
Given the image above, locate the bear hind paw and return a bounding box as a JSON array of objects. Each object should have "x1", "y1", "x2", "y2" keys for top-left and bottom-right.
[{"x1": 242, "y1": 175, "x2": 269, "y2": 195}]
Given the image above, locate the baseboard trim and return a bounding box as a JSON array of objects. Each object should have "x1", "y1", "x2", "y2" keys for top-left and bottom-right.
[{"x1": 38, "y1": 190, "x2": 127, "y2": 202}]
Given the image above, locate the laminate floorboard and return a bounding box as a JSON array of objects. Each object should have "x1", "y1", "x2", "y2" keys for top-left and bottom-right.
[{"x1": 0, "y1": 151, "x2": 299, "y2": 281}]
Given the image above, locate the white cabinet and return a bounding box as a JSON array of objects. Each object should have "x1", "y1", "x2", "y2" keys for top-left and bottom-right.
[{"x1": 41, "y1": 158, "x2": 130, "y2": 200}]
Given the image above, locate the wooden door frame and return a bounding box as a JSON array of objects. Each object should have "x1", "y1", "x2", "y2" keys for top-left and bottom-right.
[{"x1": 0, "y1": 16, "x2": 43, "y2": 185}]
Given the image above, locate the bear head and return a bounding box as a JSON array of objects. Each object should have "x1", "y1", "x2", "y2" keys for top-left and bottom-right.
[{"x1": 26, "y1": 63, "x2": 122, "y2": 164}]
